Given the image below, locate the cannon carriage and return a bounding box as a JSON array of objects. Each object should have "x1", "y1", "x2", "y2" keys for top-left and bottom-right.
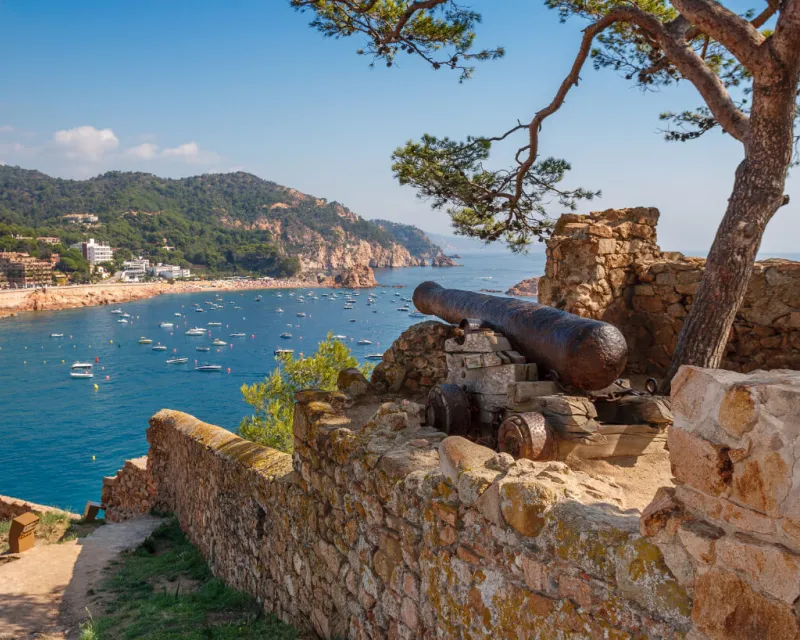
[{"x1": 413, "y1": 282, "x2": 672, "y2": 462}]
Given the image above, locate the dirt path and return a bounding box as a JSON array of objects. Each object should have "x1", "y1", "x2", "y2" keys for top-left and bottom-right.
[{"x1": 0, "y1": 516, "x2": 163, "y2": 639}]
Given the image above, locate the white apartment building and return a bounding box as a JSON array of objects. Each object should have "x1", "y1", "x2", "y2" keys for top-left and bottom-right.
[
  {"x1": 70, "y1": 238, "x2": 113, "y2": 265},
  {"x1": 148, "y1": 263, "x2": 190, "y2": 279},
  {"x1": 121, "y1": 257, "x2": 150, "y2": 276}
]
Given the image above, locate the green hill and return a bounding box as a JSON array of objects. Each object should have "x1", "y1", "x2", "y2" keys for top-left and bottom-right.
[{"x1": 0, "y1": 166, "x2": 445, "y2": 277}]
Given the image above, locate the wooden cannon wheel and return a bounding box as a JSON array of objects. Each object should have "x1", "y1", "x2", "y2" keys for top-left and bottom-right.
[
  {"x1": 498, "y1": 412, "x2": 557, "y2": 461},
  {"x1": 426, "y1": 384, "x2": 471, "y2": 436}
]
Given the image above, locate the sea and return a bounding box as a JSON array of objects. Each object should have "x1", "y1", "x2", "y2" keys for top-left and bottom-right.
[{"x1": 0, "y1": 251, "x2": 545, "y2": 511}]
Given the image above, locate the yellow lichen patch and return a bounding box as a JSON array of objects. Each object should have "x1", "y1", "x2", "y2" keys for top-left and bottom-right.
[{"x1": 499, "y1": 479, "x2": 558, "y2": 538}]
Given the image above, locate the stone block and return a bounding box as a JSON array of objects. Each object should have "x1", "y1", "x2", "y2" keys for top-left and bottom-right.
[
  {"x1": 667, "y1": 427, "x2": 732, "y2": 496},
  {"x1": 444, "y1": 333, "x2": 512, "y2": 353},
  {"x1": 716, "y1": 534, "x2": 800, "y2": 604},
  {"x1": 438, "y1": 436, "x2": 495, "y2": 484},
  {"x1": 507, "y1": 381, "x2": 561, "y2": 405},
  {"x1": 499, "y1": 478, "x2": 559, "y2": 537},
  {"x1": 693, "y1": 570, "x2": 800, "y2": 640},
  {"x1": 447, "y1": 362, "x2": 528, "y2": 395}
]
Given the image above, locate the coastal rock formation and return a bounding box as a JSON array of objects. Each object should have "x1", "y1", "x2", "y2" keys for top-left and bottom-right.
[
  {"x1": 539, "y1": 207, "x2": 800, "y2": 375},
  {"x1": 506, "y1": 277, "x2": 539, "y2": 297}
]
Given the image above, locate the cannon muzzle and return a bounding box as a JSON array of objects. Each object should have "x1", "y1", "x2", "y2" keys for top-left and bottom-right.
[{"x1": 413, "y1": 281, "x2": 627, "y2": 391}]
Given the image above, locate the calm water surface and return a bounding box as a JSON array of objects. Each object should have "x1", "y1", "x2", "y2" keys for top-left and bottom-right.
[{"x1": 0, "y1": 252, "x2": 544, "y2": 510}]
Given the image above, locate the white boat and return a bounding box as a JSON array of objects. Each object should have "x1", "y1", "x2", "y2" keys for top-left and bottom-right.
[
  {"x1": 122, "y1": 313, "x2": 131, "y2": 318},
  {"x1": 195, "y1": 308, "x2": 204, "y2": 313},
  {"x1": 159, "y1": 322, "x2": 174, "y2": 328},
  {"x1": 229, "y1": 333, "x2": 246, "y2": 338},
  {"x1": 254, "y1": 295, "x2": 262, "y2": 302},
  {"x1": 110, "y1": 308, "x2": 123, "y2": 314},
  {"x1": 275, "y1": 308, "x2": 284, "y2": 313},
  {"x1": 70, "y1": 362, "x2": 94, "y2": 378},
  {"x1": 152, "y1": 345, "x2": 167, "y2": 351},
  {"x1": 196, "y1": 346, "x2": 211, "y2": 352},
  {"x1": 212, "y1": 339, "x2": 227, "y2": 347},
  {"x1": 332, "y1": 335, "x2": 347, "y2": 340},
  {"x1": 365, "y1": 354, "x2": 384, "y2": 360},
  {"x1": 138, "y1": 337, "x2": 153, "y2": 344},
  {"x1": 280, "y1": 332, "x2": 292, "y2": 339},
  {"x1": 408, "y1": 312, "x2": 426, "y2": 318},
  {"x1": 296, "y1": 312, "x2": 306, "y2": 318},
  {"x1": 343, "y1": 305, "x2": 354, "y2": 310},
  {"x1": 274, "y1": 348, "x2": 294, "y2": 356},
  {"x1": 208, "y1": 322, "x2": 222, "y2": 327},
  {"x1": 357, "y1": 339, "x2": 372, "y2": 345},
  {"x1": 117, "y1": 318, "x2": 128, "y2": 324},
  {"x1": 397, "y1": 307, "x2": 410, "y2": 312},
  {"x1": 50, "y1": 333, "x2": 64, "y2": 338},
  {"x1": 174, "y1": 312, "x2": 182, "y2": 317},
  {"x1": 166, "y1": 357, "x2": 188, "y2": 364},
  {"x1": 195, "y1": 364, "x2": 222, "y2": 372},
  {"x1": 185, "y1": 328, "x2": 206, "y2": 336}
]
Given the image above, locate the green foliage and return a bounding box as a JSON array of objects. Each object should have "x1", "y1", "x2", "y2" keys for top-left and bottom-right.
[
  {"x1": 239, "y1": 334, "x2": 371, "y2": 453},
  {"x1": 291, "y1": 0, "x2": 504, "y2": 81},
  {"x1": 0, "y1": 167, "x2": 439, "y2": 278},
  {"x1": 84, "y1": 519, "x2": 298, "y2": 639}
]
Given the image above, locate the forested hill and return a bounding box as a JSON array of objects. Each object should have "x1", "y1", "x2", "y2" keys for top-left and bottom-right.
[{"x1": 0, "y1": 166, "x2": 447, "y2": 275}]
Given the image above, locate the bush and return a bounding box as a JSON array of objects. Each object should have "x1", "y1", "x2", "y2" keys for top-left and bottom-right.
[{"x1": 238, "y1": 334, "x2": 372, "y2": 452}]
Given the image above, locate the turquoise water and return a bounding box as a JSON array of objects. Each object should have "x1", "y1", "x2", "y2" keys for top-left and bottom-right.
[{"x1": 0, "y1": 252, "x2": 544, "y2": 511}]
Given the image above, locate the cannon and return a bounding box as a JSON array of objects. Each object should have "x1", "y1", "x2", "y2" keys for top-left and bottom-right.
[{"x1": 413, "y1": 281, "x2": 627, "y2": 391}]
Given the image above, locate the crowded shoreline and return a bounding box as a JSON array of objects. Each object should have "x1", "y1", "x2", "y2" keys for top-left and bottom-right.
[{"x1": 0, "y1": 276, "x2": 310, "y2": 320}]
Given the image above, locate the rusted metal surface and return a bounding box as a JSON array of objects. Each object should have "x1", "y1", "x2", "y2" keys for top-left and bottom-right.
[
  {"x1": 498, "y1": 412, "x2": 556, "y2": 461},
  {"x1": 413, "y1": 281, "x2": 628, "y2": 390},
  {"x1": 426, "y1": 384, "x2": 472, "y2": 436}
]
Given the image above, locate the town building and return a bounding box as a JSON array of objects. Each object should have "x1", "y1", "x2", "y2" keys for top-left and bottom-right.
[
  {"x1": 62, "y1": 214, "x2": 99, "y2": 224},
  {"x1": 120, "y1": 257, "x2": 150, "y2": 282},
  {"x1": 148, "y1": 263, "x2": 190, "y2": 279},
  {"x1": 0, "y1": 252, "x2": 54, "y2": 288},
  {"x1": 70, "y1": 238, "x2": 113, "y2": 265},
  {"x1": 36, "y1": 237, "x2": 62, "y2": 245}
]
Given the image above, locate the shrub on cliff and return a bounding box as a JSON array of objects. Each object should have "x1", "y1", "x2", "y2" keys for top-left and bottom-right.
[{"x1": 239, "y1": 334, "x2": 372, "y2": 452}]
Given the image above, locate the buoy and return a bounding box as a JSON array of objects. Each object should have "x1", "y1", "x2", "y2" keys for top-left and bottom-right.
[
  {"x1": 61, "y1": 360, "x2": 64, "y2": 363},
  {"x1": 23, "y1": 361, "x2": 26, "y2": 365},
  {"x1": 93, "y1": 384, "x2": 99, "y2": 391},
  {"x1": 43, "y1": 360, "x2": 46, "y2": 364},
  {"x1": 110, "y1": 339, "x2": 113, "y2": 344},
  {"x1": 95, "y1": 357, "x2": 99, "y2": 363},
  {"x1": 92, "y1": 455, "x2": 96, "y2": 461},
  {"x1": 251, "y1": 334, "x2": 255, "y2": 339},
  {"x1": 106, "y1": 375, "x2": 110, "y2": 380},
  {"x1": 227, "y1": 368, "x2": 231, "y2": 374}
]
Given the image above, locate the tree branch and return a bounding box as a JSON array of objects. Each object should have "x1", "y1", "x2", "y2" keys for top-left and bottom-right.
[
  {"x1": 669, "y1": 0, "x2": 766, "y2": 71},
  {"x1": 772, "y1": 0, "x2": 800, "y2": 69}
]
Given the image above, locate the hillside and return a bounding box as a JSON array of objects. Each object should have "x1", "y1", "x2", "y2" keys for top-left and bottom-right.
[
  {"x1": 373, "y1": 220, "x2": 457, "y2": 266},
  {"x1": 0, "y1": 166, "x2": 451, "y2": 275}
]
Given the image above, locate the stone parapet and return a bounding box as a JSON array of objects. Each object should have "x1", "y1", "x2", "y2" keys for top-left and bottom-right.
[
  {"x1": 539, "y1": 207, "x2": 800, "y2": 376},
  {"x1": 100, "y1": 456, "x2": 156, "y2": 522},
  {"x1": 101, "y1": 366, "x2": 800, "y2": 638},
  {"x1": 0, "y1": 494, "x2": 77, "y2": 521}
]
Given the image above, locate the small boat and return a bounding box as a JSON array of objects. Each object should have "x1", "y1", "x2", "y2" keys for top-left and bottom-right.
[
  {"x1": 117, "y1": 318, "x2": 128, "y2": 324},
  {"x1": 274, "y1": 348, "x2": 294, "y2": 356},
  {"x1": 276, "y1": 293, "x2": 283, "y2": 298},
  {"x1": 138, "y1": 337, "x2": 153, "y2": 344},
  {"x1": 152, "y1": 345, "x2": 167, "y2": 351},
  {"x1": 212, "y1": 339, "x2": 227, "y2": 347},
  {"x1": 159, "y1": 322, "x2": 174, "y2": 328},
  {"x1": 280, "y1": 332, "x2": 292, "y2": 339},
  {"x1": 349, "y1": 319, "x2": 357, "y2": 323},
  {"x1": 185, "y1": 328, "x2": 206, "y2": 336},
  {"x1": 296, "y1": 312, "x2": 306, "y2": 318},
  {"x1": 357, "y1": 339, "x2": 372, "y2": 345},
  {"x1": 365, "y1": 354, "x2": 384, "y2": 360},
  {"x1": 208, "y1": 322, "x2": 222, "y2": 327},
  {"x1": 343, "y1": 305, "x2": 354, "y2": 310},
  {"x1": 166, "y1": 357, "x2": 188, "y2": 364},
  {"x1": 195, "y1": 308, "x2": 204, "y2": 313},
  {"x1": 275, "y1": 308, "x2": 284, "y2": 313},
  {"x1": 174, "y1": 312, "x2": 182, "y2": 317},
  {"x1": 70, "y1": 362, "x2": 94, "y2": 378},
  {"x1": 195, "y1": 363, "x2": 222, "y2": 372},
  {"x1": 110, "y1": 308, "x2": 123, "y2": 314},
  {"x1": 332, "y1": 335, "x2": 347, "y2": 340},
  {"x1": 50, "y1": 333, "x2": 64, "y2": 338},
  {"x1": 372, "y1": 310, "x2": 378, "y2": 314},
  {"x1": 229, "y1": 333, "x2": 246, "y2": 338},
  {"x1": 397, "y1": 307, "x2": 410, "y2": 312},
  {"x1": 122, "y1": 313, "x2": 131, "y2": 318},
  {"x1": 196, "y1": 346, "x2": 211, "y2": 352},
  {"x1": 254, "y1": 295, "x2": 262, "y2": 301},
  {"x1": 408, "y1": 312, "x2": 426, "y2": 318}
]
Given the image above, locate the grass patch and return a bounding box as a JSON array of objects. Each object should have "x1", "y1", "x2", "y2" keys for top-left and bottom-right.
[
  {"x1": 83, "y1": 519, "x2": 299, "y2": 639},
  {"x1": 0, "y1": 510, "x2": 102, "y2": 553}
]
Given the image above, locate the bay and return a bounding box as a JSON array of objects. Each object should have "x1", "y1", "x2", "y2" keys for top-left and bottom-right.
[{"x1": 0, "y1": 251, "x2": 544, "y2": 511}]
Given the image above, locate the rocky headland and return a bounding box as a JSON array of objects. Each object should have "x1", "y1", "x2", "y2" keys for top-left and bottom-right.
[{"x1": 506, "y1": 277, "x2": 540, "y2": 297}]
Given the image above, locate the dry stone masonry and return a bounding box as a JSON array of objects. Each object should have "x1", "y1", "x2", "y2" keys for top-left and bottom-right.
[
  {"x1": 539, "y1": 207, "x2": 800, "y2": 376},
  {"x1": 101, "y1": 355, "x2": 800, "y2": 638}
]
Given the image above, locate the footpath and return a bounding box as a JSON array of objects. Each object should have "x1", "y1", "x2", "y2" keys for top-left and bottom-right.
[{"x1": 0, "y1": 516, "x2": 162, "y2": 639}]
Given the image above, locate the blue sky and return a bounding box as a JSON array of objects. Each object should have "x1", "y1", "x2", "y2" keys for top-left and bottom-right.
[{"x1": 0, "y1": 0, "x2": 796, "y2": 254}]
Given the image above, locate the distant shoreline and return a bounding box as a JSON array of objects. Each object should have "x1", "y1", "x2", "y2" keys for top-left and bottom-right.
[{"x1": 0, "y1": 277, "x2": 308, "y2": 320}]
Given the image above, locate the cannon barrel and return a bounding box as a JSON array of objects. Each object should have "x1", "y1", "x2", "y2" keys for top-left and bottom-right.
[{"x1": 413, "y1": 281, "x2": 627, "y2": 390}]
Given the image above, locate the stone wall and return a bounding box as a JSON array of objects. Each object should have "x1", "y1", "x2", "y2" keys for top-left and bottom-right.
[
  {"x1": 370, "y1": 321, "x2": 456, "y2": 397},
  {"x1": 100, "y1": 457, "x2": 155, "y2": 523},
  {"x1": 102, "y1": 366, "x2": 800, "y2": 639},
  {"x1": 538, "y1": 207, "x2": 800, "y2": 376},
  {"x1": 0, "y1": 494, "x2": 77, "y2": 521}
]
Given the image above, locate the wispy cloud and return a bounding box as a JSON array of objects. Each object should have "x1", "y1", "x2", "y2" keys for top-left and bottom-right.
[
  {"x1": 161, "y1": 141, "x2": 219, "y2": 165},
  {"x1": 0, "y1": 125, "x2": 15, "y2": 134},
  {"x1": 125, "y1": 142, "x2": 159, "y2": 160}
]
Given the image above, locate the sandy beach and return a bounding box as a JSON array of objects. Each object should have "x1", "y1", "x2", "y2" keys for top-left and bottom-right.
[{"x1": 0, "y1": 277, "x2": 308, "y2": 320}]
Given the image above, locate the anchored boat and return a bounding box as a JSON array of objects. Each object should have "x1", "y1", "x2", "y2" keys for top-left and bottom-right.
[{"x1": 70, "y1": 362, "x2": 94, "y2": 378}]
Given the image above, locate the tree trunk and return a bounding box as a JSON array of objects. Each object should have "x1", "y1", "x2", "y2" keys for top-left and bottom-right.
[{"x1": 662, "y1": 67, "x2": 799, "y2": 392}]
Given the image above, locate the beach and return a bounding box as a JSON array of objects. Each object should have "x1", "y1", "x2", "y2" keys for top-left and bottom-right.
[{"x1": 0, "y1": 277, "x2": 308, "y2": 320}]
